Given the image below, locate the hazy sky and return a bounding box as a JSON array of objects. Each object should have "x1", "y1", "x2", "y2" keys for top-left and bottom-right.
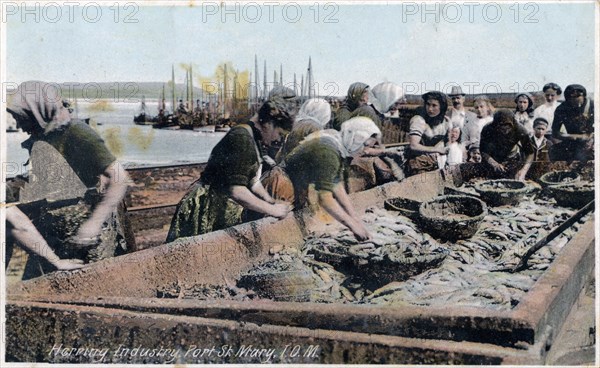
[{"x1": 4, "y1": 1, "x2": 597, "y2": 96}]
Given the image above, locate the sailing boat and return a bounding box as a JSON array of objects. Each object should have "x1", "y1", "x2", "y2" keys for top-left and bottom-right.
[{"x1": 133, "y1": 95, "x2": 158, "y2": 125}]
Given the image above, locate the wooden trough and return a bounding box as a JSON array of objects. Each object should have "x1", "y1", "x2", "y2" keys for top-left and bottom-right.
[{"x1": 5, "y1": 162, "x2": 596, "y2": 364}]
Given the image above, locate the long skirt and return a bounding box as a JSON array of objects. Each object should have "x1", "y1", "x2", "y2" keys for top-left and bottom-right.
[
  {"x1": 405, "y1": 153, "x2": 439, "y2": 177},
  {"x1": 166, "y1": 183, "x2": 244, "y2": 243}
]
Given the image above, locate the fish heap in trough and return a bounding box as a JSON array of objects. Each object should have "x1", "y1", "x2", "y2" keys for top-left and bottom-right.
[
  {"x1": 156, "y1": 180, "x2": 592, "y2": 310},
  {"x1": 298, "y1": 188, "x2": 589, "y2": 309},
  {"x1": 363, "y1": 198, "x2": 587, "y2": 309}
]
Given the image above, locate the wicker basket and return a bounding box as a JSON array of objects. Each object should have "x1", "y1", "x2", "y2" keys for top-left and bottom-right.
[
  {"x1": 547, "y1": 182, "x2": 594, "y2": 208},
  {"x1": 419, "y1": 195, "x2": 487, "y2": 241},
  {"x1": 311, "y1": 245, "x2": 354, "y2": 273},
  {"x1": 237, "y1": 259, "x2": 316, "y2": 302},
  {"x1": 384, "y1": 197, "x2": 421, "y2": 220},
  {"x1": 348, "y1": 243, "x2": 447, "y2": 289},
  {"x1": 539, "y1": 170, "x2": 580, "y2": 187},
  {"x1": 474, "y1": 179, "x2": 531, "y2": 206}
]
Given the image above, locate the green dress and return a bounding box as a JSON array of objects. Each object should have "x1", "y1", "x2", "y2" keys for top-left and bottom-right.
[
  {"x1": 285, "y1": 137, "x2": 345, "y2": 208},
  {"x1": 166, "y1": 124, "x2": 262, "y2": 242}
]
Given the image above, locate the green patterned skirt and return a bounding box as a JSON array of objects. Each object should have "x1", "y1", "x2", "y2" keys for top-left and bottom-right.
[{"x1": 166, "y1": 183, "x2": 244, "y2": 243}]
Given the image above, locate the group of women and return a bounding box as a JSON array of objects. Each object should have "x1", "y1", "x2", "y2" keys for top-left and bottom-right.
[
  {"x1": 401, "y1": 82, "x2": 593, "y2": 181},
  {"x1": 167, "y1": 94, "x2": 384, "y2": 242},
  {"x1": 167, "y1": 80, "x2": 594, "y2": 243},
  {"x1": 5, "y1": 80, "x2": 592, "y2": 277}
]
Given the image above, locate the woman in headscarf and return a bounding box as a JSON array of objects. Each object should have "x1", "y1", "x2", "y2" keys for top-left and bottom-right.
[
  {"x1": 6, "y1": 81, "x2": 130, "y2": 279},
  {"x1": 371, "y1": 82, "x2": 405, "y2": 118},
  {"x1": 332, "y1": 82, "x2": 380, "y2": 130},
  {"x1": 352, "y1": 81, "x2": 406, "y2": 184},
  {"x1": 285, "y1": 117, "x2": 382, "y2": 241},
  {"x1": 551, "y1": 84, "x2": 594, "y2": 161},
  {"x1": 276, "y1": 98, "x2": 332, "y2": 162},
  {"x1": 480, "y1": 109, "x2": 534, "y2": 181},
  {"x1": 256, "y1": 98, "x2": 332, "y2": 205},
  {"x1": 405, "y1": 91, "x2": 451, "y2": 176},
  {"x1": 166, "y1": 97, "x2": 294, "y2": 242},
  {"x1": 514, "y1": 92, "x2": 535, "y2": 136}
]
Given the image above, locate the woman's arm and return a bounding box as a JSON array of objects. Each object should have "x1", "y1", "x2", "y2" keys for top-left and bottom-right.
[
  {"x1": 230, "y1": 185, "x2": 291, "y2": 219},
  {"x1": 332, "y1": 182, "x2": 359, "y2": 219},
  {"x1": 515, "y1": 153, "x2": 533, "y2": 181},
  {"x1": 250, "y1": 180, "x2": 276, "y2": 204},
  {"x1": 7, "y1": 207, "x2": 84, "y2": 270},
  {"x1": 319, "y1": 187, "x2": 371, "y2": 241},
  {"x1": 73, "y1": 162, "x2": 129, "y2": 243},
  {"x1": 409, "y1": 135, "x2": 449, "y2": 155},
  {"x1": 480, "y1": 151, "x2": 506, "y2": 173}
]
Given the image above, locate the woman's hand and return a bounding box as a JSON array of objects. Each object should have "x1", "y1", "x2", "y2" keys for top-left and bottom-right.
[
  {"x1": 352, "y1": 222, "x2": 372, "y2": 241},
  {"x1": 52, "y1": 258, "x2": 85, "y2": 271},
  {"x1": 73, "y1": 220, "x2": 103, "y2": 244},
  {"x1": 488, "y1": 158, "x2": 506, "y2": 173},
  {"x1": 270, "y1": 203, "x2": 293, "y2": 219},
  {"x1": 362, "y1": 147, "x2": 385, "y2": 156},
  {"x1": 437, "y1": 146, "x2": 450, "y2": 155},
  {"x1": 514, "y1": 169, "x2": 527, "y2": 181}
]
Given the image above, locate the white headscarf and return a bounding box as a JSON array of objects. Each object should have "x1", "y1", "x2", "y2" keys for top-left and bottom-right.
[
  {"x1": 340, "y1": 116, "x2": 382, "y2": 155},
  {"x1": 299, "y1": 129, "x2": 348, "y2": 158},
  {"x1": 295, "y1": 98, "x2": 331, "y2": 128},
  {"x1": 6, "y1": 81, "x2": 72, "y2": 135},
  {"x1": 371, "y1": 82, "x2": 404, "y2": 114},
  {"x1": 297, "y1": 117, "x2": 381, "y2": 158}
]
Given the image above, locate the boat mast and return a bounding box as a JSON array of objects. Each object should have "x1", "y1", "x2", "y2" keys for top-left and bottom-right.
[
  {"x1": 307, "y1": 56, "x2": 313, "y2": 99},
  {"x1": 223, "y1": 63, "x2": 228, "y2": 116},
  {"x1": 233, "y1": 70, "x2": 238, "y2": 115},
  {"x1": 294, "y1": 73, "x2": 297, "y2": 96},
  {"x1": 254, "y1": 54, "x2": 259, "y2": 105},
  {"x1": 248, "y1": 71, "x2": 252, "y2": 110},
  {"x1": 263, "y1": 60, "x2": 268, "y2": 99},
  {"x1": 189, "y1": 64, "x2": 193, "y2": 110},
  {"x1": 171, "y1": 64, "x2": 176, "y2": 113}
]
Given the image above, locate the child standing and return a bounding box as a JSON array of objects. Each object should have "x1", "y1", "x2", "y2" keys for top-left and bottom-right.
[
  {"x1": 514, "y1": 93, "x2": 535, "y2": 136},
  {"x1": 531, "y1": 117, "x2": 553, "y2": 161},
  {"x1": 442, "y1": 125, "x2": 466, "y2": 167}
]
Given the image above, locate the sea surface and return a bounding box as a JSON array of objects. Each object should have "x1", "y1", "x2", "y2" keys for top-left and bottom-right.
[{"x1": 6, "y1": 100, "x2": 225, "y2": 177}]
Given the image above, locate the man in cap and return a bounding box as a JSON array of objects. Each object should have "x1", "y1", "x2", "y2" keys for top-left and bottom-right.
[
  {"x1": 551, "y1": 84, "x2": 594, "y2": 161},
  {"x1": 447, "y1": 85, "x2": 477, "y2": 135}
]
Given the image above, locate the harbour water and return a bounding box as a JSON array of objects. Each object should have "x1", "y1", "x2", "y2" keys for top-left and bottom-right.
[{"x1": 6, "y1": 100, "x2": 225, "y2": 177}]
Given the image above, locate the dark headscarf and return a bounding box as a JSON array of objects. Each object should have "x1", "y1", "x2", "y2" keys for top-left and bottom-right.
[
  {"x1": 6, "y1": 81, "x2": 71, "y2": 135},
  {"x1": 564, "y1": 84, "x2": 587, "y2": 98},
  {"x1": 492, "y1": 109, "x2": 515, "y2": 126},
  {"x1": 419, "y1": 91, "x2": 448, "y2": 126},
  {"x1": 343, "y1": 82, "x2": 369, "y2": 111},
  {"x1": 514, "y1": 92, "x2": 534, "y2": 116}
]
